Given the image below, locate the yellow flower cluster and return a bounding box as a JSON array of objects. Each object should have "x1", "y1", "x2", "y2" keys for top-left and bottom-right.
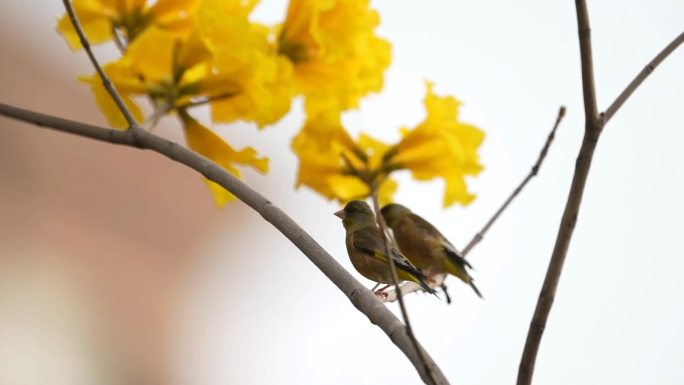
[
  {"x1": 58, "y1": 0, "x2": 390, "y2": 205},
  {"x1": 278, "y1": 0, "x2": 391, "y2": 114},
  {"x1": 58, "y1": 0, "x2": 484, "y2": 208},
  {"x1": 293, "y1": 82, "x2": 484, "y2": 207}
]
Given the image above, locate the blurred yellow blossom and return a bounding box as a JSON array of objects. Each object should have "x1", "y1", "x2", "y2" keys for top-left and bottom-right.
[
  {"x1": 180, "y1": 111, "x2": 269, "y2": 206},
  {"x1": 58, "y1": 0, "x2": 485, "y2": 209},
  {"x1": 292, "y1": 110, "x2": 397, "y2": 204},
  {"x1": 293, "y1": 82, "x2": 484, "y2": 207},
  {"x1": 196, "y1": 0, "x2": 295, "y2": 127},
  {"x1": 80, "y1": 74, "x2": 145, "y2": 129},
  {"x1": 58, "y1": 0, "x2": 199, "y2": 50},
  {"x1": 278, "y1": 0, "x2": 391, "y2": 114},
  {"x1": 388, "y1": 82, "x2": 485, "y2": 206},
  {"x1": 81, "y1": 25, "x2": 237, "y2": 128}
]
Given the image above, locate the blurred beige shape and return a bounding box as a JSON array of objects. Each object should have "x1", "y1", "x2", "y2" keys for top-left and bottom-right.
[{"x1": 0, "y1": 2, "x2": 243, "y2": 384}]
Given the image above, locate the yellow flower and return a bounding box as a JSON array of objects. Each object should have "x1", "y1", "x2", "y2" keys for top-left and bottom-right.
[
  {"x1": 79, "y1": 74, "x2": 145, "y2": 129},
  {"x1": 388, "y1": 82, "x2": 485, "y2": 207},
  {"x1": 292, "y1": 110, "x2": 397, "y2": 204},
  {"x1": 292, "y1": 83, "x2": 483, "y2": 207},
  {"x1": 180, "y1": 112, "x2": 268, "y2": 207},
  {"x1": 57, "y1": 0, "x2": 199, "y2": 49},
  {"x1": 196, "y1": 0, "x2": 295, "y2": 127},
  {"x1": 83, "y1": 25, "x2": 236, "y2": 128},
  {"x1": 278, "y1": 0, "x2": 391, "y2": 114}
]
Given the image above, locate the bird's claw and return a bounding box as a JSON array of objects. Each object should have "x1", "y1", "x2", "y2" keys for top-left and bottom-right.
[{"x1": 374, "y1": 290, "x2": 389, "y2": 301}]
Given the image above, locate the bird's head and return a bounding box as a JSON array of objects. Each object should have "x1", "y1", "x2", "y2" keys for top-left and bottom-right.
[
  {"x1": 380, "y1": 203, "x2": 411, "y2": 227},
  {"x1": 335, "y1": 200, "x2": 375, "y2": 230}
]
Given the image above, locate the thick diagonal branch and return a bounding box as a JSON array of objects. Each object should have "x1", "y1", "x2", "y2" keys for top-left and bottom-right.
[
  {"x1": 56, "y1": 3, "x2": 447, "y2": 382},
  {"x1": 0, "y1": 102, "x2": 449, "y2": 385}
]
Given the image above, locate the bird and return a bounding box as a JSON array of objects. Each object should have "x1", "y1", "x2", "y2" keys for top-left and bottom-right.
[
  {"x1": 335, "y1": 200, "x2": 435, "y2": 294},
  {"x1": 381, "y1": 203, "x2": 483, "y2": 299}
]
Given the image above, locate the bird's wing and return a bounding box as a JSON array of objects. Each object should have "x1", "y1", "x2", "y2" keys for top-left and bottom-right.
[
  {"x1": 405, "y1": 213, "x2": 444, "y2": 238},
  {"x1": 442, "y1": 242, "x2": 473, "y2": 269},
  {"x1": 407, "y1": 214, "x2": 474, "y2": 269},
  {"x1": 352, "y1": 229, "x2": 425, "y2": 277},
  {"x1": 351, "y1": 228, "x2": 386, "y2": 259},
  {"x1": 388, "y1": 246, "x2": 426, "y2": 274}
]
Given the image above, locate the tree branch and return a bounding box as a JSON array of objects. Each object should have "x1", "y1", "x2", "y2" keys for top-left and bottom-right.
[
  {"x1": 174, "y1": 91, "x2": 240, "y2": 111},
  {"x1": 516, "y1": 130, "x2": 599, "y2": 385},
  {"x1": 517, "y1": 5, "x2": 684, "y2": 385},
  {"x1": 603, "y1": 31, "x2": 684, "y2": 124},
  {"x1": 574, "y1": 0, "x2": 599, "y2": 128},
  {"x1": 56, "y1": 3, "x2": 447, "y2": 382},
  {"x1": 462, "y1": 106, "x2": 566, "y2": 257},
  {"x1": 62, "y1": 0, "x2": 140, "y2": 129},
  {"x1": 369, "y1": 188, "x2": 438, "y2": 385},
  {"x1": 0, "y1": 102, "x2": 449, "y2": 385},
  {"x1": 518, "y1": 2, "x2": 602, "y2": 384}
]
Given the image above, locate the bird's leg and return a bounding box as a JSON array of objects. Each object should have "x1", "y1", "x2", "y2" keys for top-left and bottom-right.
[
  {"x1": 373, "y1": 284, "x2": 391, "y2": 301},
  {"x1": 440, "y1": 283, "x2": 452, "y2": 304},
  {"x1": 371, "y1": 282, "x2": 382, "y2": 291},
  {"x1": 374, "y1": 284, "x2": 390, "y2": 293}
]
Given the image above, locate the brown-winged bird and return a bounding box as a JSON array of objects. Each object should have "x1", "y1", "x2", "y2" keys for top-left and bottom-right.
[
  {"x1": 381, "y1": 203, "x2": 482, "y2": 298},
  {"x1": 335, "y1": 200, "x2": 435, "y2": 294}
]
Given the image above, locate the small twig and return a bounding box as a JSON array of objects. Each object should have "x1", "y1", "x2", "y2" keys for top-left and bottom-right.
[
  {"x1": 603, "y1": 31, "x2": 684, "y2": 124},
  {"x1": 143, "y1": 102, "x2": 174, "y2": 130},
  {"x1": 62, "y1": 0, "x2": 140, "y2": 129},
  {"x1": 369, "y1": 187, "x2": 437, "y2": 385},
  {"x1": 0, "y1": 102, "x2": 450, "y2": 385},
  {"x1": 462, "y1": 106, "x2": 566, "y2": 257},
  {"x1": 111, "y1": 26, "x2": 127, "y2": 53},
  {"x1": 174, "y1": 92, "x2": 240, "y2": 110}
]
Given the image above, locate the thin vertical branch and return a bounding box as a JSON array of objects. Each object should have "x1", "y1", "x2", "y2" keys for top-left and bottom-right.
[
  {"x1": 518, "y1": 19, "x2": 684, "y2": 385},
  {"x1": 369, "y1": 188, "x2": 437, "y2": 385},
  {"x1": 62, "y1": 0, "x2": 140, "y2": 129},
  {"x1": 518, "y1": 2, "x2": 601, "y2": 384},
  {"x1": 574, "y1": 0, "x2": 599, "y2": 127},
  {"x1": 462, "y1": 106, "x2": 566, "y2": 257}
]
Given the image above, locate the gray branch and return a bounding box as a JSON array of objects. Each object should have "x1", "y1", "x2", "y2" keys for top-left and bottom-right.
[
  {"x1": 0, "y1": 102, "x2": 449, "y2": 385},
  {"x1": 517, "y1": 3, "x2": 683, "y2": 385}
]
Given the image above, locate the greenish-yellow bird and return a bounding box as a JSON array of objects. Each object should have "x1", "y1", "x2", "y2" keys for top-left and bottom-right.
[
  {"x1": 335, "y1": 200, "x2": 435, "y2": 294},
  {"x1": 381, "y1": 203, "x2": 482, "y2": 298}
]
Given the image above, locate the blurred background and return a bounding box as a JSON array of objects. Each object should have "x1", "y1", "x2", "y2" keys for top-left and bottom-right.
[{"x1": 1, "y1": 1, "x2": 683, "y2": 384}]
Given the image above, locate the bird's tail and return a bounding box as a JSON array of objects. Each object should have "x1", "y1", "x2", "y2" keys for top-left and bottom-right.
[
  {"x1": 469, "y1": 280, "x2": 484, "y2": 299},
  {"x1": 395, "y1": 258, "x2": 437, "y2": 295},
  {"x1": 413, "y1": 273, "x2": 437, "y2": 295}
]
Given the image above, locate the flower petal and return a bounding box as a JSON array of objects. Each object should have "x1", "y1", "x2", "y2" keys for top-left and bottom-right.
[
  {"x1": 180, "y1": 112, "x2": 269, "y2": 206},
  {"x1": 80, "y1": 74, "x2": 144, "y2": 129}
]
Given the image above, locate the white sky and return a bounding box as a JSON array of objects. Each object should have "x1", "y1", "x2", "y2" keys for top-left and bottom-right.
[{"x1": 2, "y1": 1, "x2": 684, "y2": 385}]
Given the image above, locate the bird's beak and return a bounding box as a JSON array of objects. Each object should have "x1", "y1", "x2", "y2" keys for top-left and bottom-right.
[{"x1": 334, "y1": 209, "x2": 346, "y2": 219}]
